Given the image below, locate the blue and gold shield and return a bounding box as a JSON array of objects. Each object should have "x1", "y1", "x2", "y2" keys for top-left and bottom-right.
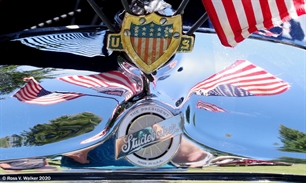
[{"x1": 107, "y1": 13, "x2": 194, "y2": 74}]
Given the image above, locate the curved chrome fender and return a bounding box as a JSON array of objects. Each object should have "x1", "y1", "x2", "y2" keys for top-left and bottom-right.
[{"x1": 0, "y1": 31, "x2": 305, "y2": 169}]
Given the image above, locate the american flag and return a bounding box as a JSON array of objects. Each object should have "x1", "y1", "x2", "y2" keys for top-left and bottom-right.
[
  {"x1": 201, "y1": 0, "x2": 306, "y2": 47},
  {"x1": 59, "y1": 71, "x2": 140, "y2": 101},
  {"x1": 13, "y1": 77, "x2": 85, "y2": 105},
  {"x1": 130, "y1": 22, "x2": 172, "y2": 64},
  {"x1": 196, "y1": 100, "x2": 226, "y2": 112},
  {"x1": 188, "y1": 60, "x2": 290, "y2": 98}
]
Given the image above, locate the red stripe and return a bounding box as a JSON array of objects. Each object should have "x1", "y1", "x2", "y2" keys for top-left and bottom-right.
[
  {"x1": 195, "y1": 71, "x2": 270, "y2": 91},
  {"x1": 242, "y1": 0, "x2": 258, "y2": 34},
  {"x1": 94, "y1": 72, "x2": 136, "y2": 93},
  {"x1": 24, "y1": 84, "x2": 37, "y2": 99},
  {"x1": 260, "y1": 0, "x2": 274, "y2": 29},
  {"x1": 276, "y1": 0, "x2": 290, "y2": 21},
  {"x1": 156, "y1": 38, "x2": 164, "y2": 59},
  {"x1": 294, "y1": 0, "x2": 306, "y2": 16},
  {"x1": 24, "y1": 81, "x2": 38, "y2": 98},
  {"x1": 144, "y1": 38, "x2": 150, "y2": 64},
  {"x1": 27, "y1": 95, "x2": 82, "y2": 105},
  {"x1": 91, "y1": 74, "x2": 122, "y2": 88},
  {"x1": 249, "y1": 86, "x2": 289, "y2": 96},
  {"x1": 152, "y1": 37, "x2": 157, "y2": 61},
  {"x1": 19, "y1": 80, "x2": 41, "y2": 100},
  {"x1": 60, "y1": 71, "x2": 138, "y2": 96},
  {"x1": 201, "y1": 0, "x2": 231, "y2": 47},
  {"x1": 191, "y1": 60, "x2": 289, "y2": 95},
  {"x1": 167, "y1": 38, "x2": 171, "y2": 48},
  {"x1": 193, "y1": 64, "x2": 258, "y2": 89},
  {"x1": 196, "y1": 101, "x2": 225, "y2": 112},
  {"x1": 61, "y1": 75, "x2": 105, "y2": 88},
  {"x1": 159, "y1": 38, "x2": 164, "y2": 58},
  {"x1": 203, "y1": 0, "x2": 305, "y2": 47},
  {"x1": 18, "y1": 87, "x2": 34, "y2": 101},
  {"x1": 107, "y1": 71, "x2": 135, "y2": 89},
  {"x1": 189, "y1": 60, "x2": 289, "y2": 98},
  {"x1": 82, "y1": 75, "x2": 110, "y2": 87},
  {"x1": 29, "y1": 80, "x2": 42, "y2": 94},
  {"x1": 222, "y1": 0, "x2": 244, "y2": 43},
  {"x1": 248, "y1": 84, "x2": 289, "y2": 93},
  {"x1": 137, "y1": 37, "x2": 142, "y2": 59},
  {"x1": 13, "y1": 78, "x2": 85, "y2": 105},
  {"x1": 233, "y1": 81, "x2": 284, "y2": 88}
]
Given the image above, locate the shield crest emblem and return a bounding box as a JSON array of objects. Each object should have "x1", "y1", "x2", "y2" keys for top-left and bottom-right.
[{"x1": 108, "y1": 13, "x2": 194, "y2": 74}]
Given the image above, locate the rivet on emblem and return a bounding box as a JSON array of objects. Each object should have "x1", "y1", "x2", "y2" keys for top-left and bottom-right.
[
  {"x1": 139, "y1": 17, "x2": 146, "y2": 24},
  {"x1": 160, "y1": 18, "x2": 167, "y2": 25},
  {"x1": 124, "y1": 29, "x2": 131, "y2": 36},
  {"x1": 173, "y1": 32, "x2": 180, "y2": 39}
]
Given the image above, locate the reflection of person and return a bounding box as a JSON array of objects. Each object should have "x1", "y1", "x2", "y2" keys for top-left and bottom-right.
[
  {"x1": 172, "y1": 137, "x2": 213, "y2": 167},
  {"x1": 62, "y1": 136, "x2": 213, "y2": 168}
]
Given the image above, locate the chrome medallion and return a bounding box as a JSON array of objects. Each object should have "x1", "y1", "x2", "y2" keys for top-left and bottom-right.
[
  {"x1": 116, "y1": 103, "x2": 183, "y2": 167},
  {"x1": 107, "y1": 12, "x2": 194, "y2": 74}
]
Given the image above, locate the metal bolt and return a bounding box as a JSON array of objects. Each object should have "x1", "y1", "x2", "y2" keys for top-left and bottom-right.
[
  {"x1": 124, "y1": 29, "x2": 131, "y2": 36},
  {"x1": 173, "y1": 32, "x2": 180, "y2": 39},
  {"x1": 139, "y1": 17, "x2": 146, "y2": 24},
  {"x1": 160, "y1": 18, "x2": 167, "y2": 25}
]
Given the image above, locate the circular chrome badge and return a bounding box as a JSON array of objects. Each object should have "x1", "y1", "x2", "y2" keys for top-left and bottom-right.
[{"x1": 117, "y1": 104, "x2": 181, "y2": 167}]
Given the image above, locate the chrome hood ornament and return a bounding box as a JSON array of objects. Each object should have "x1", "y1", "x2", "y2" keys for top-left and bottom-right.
[{"x1": 0, "y1": 0, "x2": 305, "y2": 180}]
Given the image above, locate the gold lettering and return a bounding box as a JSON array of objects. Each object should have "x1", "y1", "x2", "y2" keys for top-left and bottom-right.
[
  {"x1": 111, "y1": 37, "x2": 120, "y2": 48},
  {"x1": 181, "y1": 40, "x2": 190, "y2": 50}
]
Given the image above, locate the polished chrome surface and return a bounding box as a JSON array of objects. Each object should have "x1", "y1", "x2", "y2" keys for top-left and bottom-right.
[{"x1": 0, "y1": 18, "x2": 305, "y2": 178}]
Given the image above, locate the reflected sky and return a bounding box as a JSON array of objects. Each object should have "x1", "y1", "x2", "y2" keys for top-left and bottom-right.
[
  {"x1": 0, "y1": 23, "x2": 305, "y2": 161},
  {"x1": 0, "y1": 68, "x2": 119, "y2": 157},
  {"x1": 153, "y1": 32, "x2": 305, "y2": 160}
]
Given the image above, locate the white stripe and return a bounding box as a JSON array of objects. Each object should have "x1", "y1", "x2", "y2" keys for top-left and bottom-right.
[
  {"x1": 133, "y1": 37, "x2": 139, "y2": 51},
  {"x1": 191, "y1": 60, "x2": 288, "y2": 95},
  {"x1": 101, "y1": 73, "x2": 134, "y2": 92},
  {"x1": 26, "y1": 81, "x2": 41, "y2": 97},
  {"x1": 61, "y1": 76, "x2": 96, "y2": 88},
  {"x1": 249, "y1": 85, "x2": 289, "y2": 95},
  {"x1": 25, "y1": 94, "x2": 79, "y2": 105},
  {"x1": 232, "y1": 0, "x2": 250, "y2": 38},
  {"x1": 155, "y1": 38, "x2": 160, "y2": 58},
  {"x1": 147, "y1": 38, "x2": 153, "y2": 64},
  {"x1": 251, "y1": 1, "x2": 265, "y2": 31},
  {"x1": 22, "y1": 84, "x2": 39, "y2": 100},
  {"x1": 140, "y1": 38, "x2": 146, "y2": 59},
  {"x1": 269, "y1": 0, "x2": 283, "y2": 26},
  {"x1": 237, "y1": 82, "x2": 288, "y2": 90},
  {"x1": 203, "y1": 73, "x2": 280, "y2": 91},
  {"x1": 163, "y1": 38, "x2": 168, "y2": 51},
  {"x1": 93, "y1": 75, "x2": 132, "y2": 94},
  {"x1": 285, "y1": 0, "x2": 299, "y2": 19},
  {"x1": 193, "y1": 61, "x2": 255, "y2": 89}
]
